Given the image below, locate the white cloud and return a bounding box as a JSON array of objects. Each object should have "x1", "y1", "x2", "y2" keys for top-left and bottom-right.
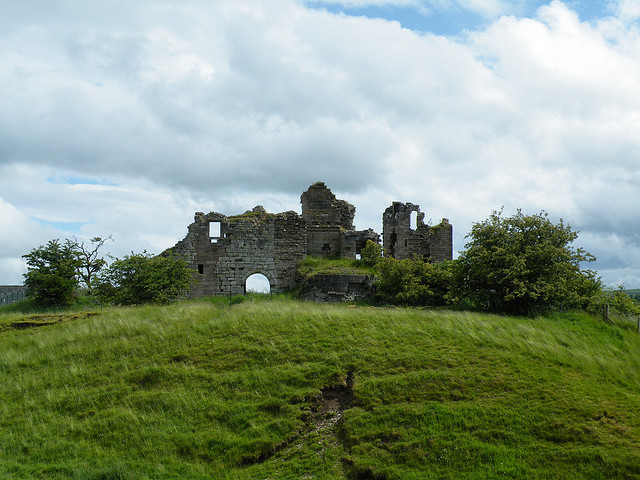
[
  {"x1": 2, "y1": 0, "x2": 640, "y2": 288},
  {"x1": 0, "y1": 196, "x2": 55, "y2": 284},
  {"x1": 615, "y1": 0, "x2": 640, "y2": 22},
  {"x1": 0, "y1": 164, "x2": 207, "y2": 283}
]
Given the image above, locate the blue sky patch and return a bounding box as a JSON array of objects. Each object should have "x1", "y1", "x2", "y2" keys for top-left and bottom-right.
[
  {"x1": 307, "y1": 3, "x2": 488, "y2": 35},
  {"x1": 34, "y1": 218, "x2": 90, "y2": 233},
  {"x1": 308, "y1": 3, "x2": 488, "y2": 35},
  {"x1": 305, "y1": 1, "x2": 616, "y2": 36},
  {"x1": 47, "y1": 175, "x2": 117, "y2": 186},
  {"x1": 564, "y1": 0, "x2": 613, "y2": 23}
]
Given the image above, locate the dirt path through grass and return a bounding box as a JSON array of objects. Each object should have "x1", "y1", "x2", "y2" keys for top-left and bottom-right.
[{"x1": 240, "y1": 372, "x2": 357, "y2": 479}]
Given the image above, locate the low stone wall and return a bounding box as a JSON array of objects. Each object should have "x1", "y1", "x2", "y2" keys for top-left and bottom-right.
[
  {"x1": 297, "y1": 274, "x2": 376, "y2": 303},
  {"x1": 0, "y1": 286, "x2": 27, "y2": 305}
]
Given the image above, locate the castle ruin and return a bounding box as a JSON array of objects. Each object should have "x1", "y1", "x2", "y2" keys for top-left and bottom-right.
[
  {"x1": 383, "y1": 202, "x2": 452, "y2": 262},
  {"x1": 170, "y1": 182, "x2": 452, "y2": 297}
]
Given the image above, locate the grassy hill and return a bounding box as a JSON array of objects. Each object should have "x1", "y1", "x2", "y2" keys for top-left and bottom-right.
[{"x1": 1, "y1": 297, "x2": 639, "y2": 479}]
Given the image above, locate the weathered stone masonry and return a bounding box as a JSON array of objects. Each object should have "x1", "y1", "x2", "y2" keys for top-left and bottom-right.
[
  {"x1": 301, "y1": 182, "x2": 379, "y2": 259},
  {"x1": 383, "y1": 202, "x2": 452, "y2": 262},
  {"x1": 170, "y1": 182, "x2": 453, "y2": 298},
  {"x1": 0, "y1": 285, "x2": 27, "y2": 305},
  {"x1": 171, "y1": 207, "x2": 306, "y2": 296}
]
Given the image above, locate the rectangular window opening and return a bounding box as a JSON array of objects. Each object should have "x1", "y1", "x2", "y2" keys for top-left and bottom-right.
[
  {"x1": 209, "y1": 221, "x2": 222, "y2": 243},
  {"x1": 198, "y1": 264, "x2": 204, "y2": 274}
]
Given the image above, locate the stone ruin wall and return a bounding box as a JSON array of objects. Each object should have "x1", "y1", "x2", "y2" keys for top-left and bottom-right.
[
  {"x1": 297, "y1": 274, "x2": 376, "y2": 303},
  {"x1": 383, "y1": 202, "x2": 453, "y2": 262},
  {"x1": 301, "y1": 182, "x2": 355, "y2": 231},
  {"x1": 171, "y1": 207, "x2": 306, "y2": 296},
  {"x1": 301, "y1": 182, "x2": 379, "y2": 258},
  {"x1": 0, "y1": 285, "x2": 27, "y2": 305},
  {"x1": 170, "y1": 183, "x2": 452, "y2": 298}
]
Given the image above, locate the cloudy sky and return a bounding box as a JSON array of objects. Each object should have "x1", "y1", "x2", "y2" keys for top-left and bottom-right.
[{"x1": 2, "y1": 0, "x2": 640, "y2": 288}]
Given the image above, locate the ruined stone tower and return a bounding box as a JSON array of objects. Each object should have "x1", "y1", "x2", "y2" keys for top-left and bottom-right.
[
  {"x1": 382, "y1": 202, "x2": 452, "y2": 262},
  {"x1": 300, "y1": 182, "x2": 378, "y2": 258},
  {"x1": 301, "y1": 181, "x2": 355, "y2": 230}
]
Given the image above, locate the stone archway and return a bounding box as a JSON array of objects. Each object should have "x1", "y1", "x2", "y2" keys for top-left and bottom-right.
[{"x1": 244, "y1": 272, "x2": 271, "y2": 294}]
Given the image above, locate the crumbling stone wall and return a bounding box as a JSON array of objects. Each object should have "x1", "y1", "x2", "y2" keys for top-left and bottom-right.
[
  {"x1": 342, "y1": 229, "x2": 380, "y2": 258},
  {"x1": 383, "y1": 202, "x2": 452, "y2": 262},
  {"x1": 301, "y1": 182, "x2": 353, "y2": 258},
  {"x1": 170, "y1": 183, "x2": 452, "y2": 299},
  {"x1": 305, "y1": 226, "x2": 343, "y2": 258},
  {"x1": 301, "y1": 182, "x2": 355, "y2": 230},
  {"x1": 171, "y1": 206, "x2": 306, "y2": 296},
  {"x1": 0, "y1": 286, "x2": 27, "y2": 296},
  {"x1": 301, "y1": 181, "x2": 379, "y2": 258},
  {"x1": 297, "y1": 274, "x2": 376, "y2": 303},
  {"x1": 0, "y1": 286, "x2": 27, "y2": 305}
]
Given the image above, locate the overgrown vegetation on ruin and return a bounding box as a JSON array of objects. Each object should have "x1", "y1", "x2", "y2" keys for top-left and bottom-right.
[
  {"x1": 296, "y1": 256, "x2": 376, "y2": 277},
  {"x1": 363, "y1": 210, "x2": 606, "y2": 316},
  {"x1": 0, "y1": 296, "x2": 639, "y2": 479}
]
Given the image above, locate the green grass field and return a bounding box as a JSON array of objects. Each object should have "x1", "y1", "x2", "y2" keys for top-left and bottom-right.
[{"x1": 1, "y1": 297, "x2": 639, "y2": 479}]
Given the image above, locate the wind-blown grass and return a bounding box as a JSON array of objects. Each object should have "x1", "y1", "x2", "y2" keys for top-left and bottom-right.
[{"x1": 0, "y1": 298, "x2": 639, "y2": 479}]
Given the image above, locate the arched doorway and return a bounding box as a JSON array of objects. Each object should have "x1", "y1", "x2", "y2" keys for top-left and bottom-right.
[{"x1": 245, "y1": 273, "x2": 271, "y2": 294}]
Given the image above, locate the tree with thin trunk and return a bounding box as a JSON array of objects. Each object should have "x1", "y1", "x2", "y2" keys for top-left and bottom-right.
[{"x1": 70, "y1": 236, "x2": 112, "y2": 294}]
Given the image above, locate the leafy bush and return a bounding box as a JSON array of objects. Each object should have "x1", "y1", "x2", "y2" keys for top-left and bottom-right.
[
  {"x1": 374, "y1": 257, "x2": 454, "y2": 306},
  {"x1": 454, "y1": 209, "x2": 601, "y2": 315},
  {"x1": 95, "y1": 252, "x2": 194, "y2": 305},
  {"x1": 587, "y1": 287, "x2": 640, "y2": 317},
  {"x1": 360, "y1": 240, "x2": 382, "y2": 267}
]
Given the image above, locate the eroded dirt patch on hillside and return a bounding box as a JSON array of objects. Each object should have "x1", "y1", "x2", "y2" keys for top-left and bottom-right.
[
  {"x1": 313, "y1": 370, "x2": 355, "y2": 431},
  {"x1": 239, "y1": 371, "x2": 356, "y2": 477}
]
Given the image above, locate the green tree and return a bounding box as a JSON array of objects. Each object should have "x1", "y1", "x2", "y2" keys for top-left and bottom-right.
[
  {"x1": 23, "y1": 239, "x2": 80, "y2": 307},
  {"x1": 70, "y1": 236, "x2": 112, "y2": 294},
  {"x1": 95, "y1": 252, "x2": 194, "y2": 305},
  {"x1": 455, "y1": 209, "x2": 600, "y2": 315}
]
